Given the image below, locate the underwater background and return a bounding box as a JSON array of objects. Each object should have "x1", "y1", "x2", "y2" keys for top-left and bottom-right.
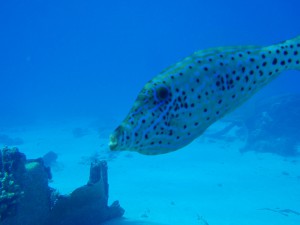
[{"x1": 0, "y1": 0, "x2": 300, "y2": 225}]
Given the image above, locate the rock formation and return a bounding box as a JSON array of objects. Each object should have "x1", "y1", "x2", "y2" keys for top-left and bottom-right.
[{"x1": 0, "y1": 147, "x2": 124, "y2": 225}]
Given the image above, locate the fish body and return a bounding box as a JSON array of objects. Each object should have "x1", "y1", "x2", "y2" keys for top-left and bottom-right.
[{"x1": 109, "y1": 36, "x2": 300, "y2": 155}]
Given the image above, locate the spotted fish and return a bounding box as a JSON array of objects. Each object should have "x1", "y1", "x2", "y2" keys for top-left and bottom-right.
[{"x1": 109, "y1": 36, "x2": 300, "y2": 155}]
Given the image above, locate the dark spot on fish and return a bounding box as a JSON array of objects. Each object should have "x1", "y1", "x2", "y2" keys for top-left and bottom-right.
[
  {"x1": 259, "y1": 70, "x2": 264, "y2": 76},
  {"x1": 294, "y1": 51, "x2": 298, "y2": 55},
  {"x1": 284, "y1": 51, "x2": 288, "y2": 55},
  {"x1": 204, "y1": 108, "x2": 207, "y2": 112},
  {"x1": 288, "y1": 59, "x2": 292, "y2": 63},
  {"x1": 261, "y1": 54, "x2": 266, "y2": 59},
  {"x1": 194, "y1": 122, "x2": 199, "y2": 126},
  {"x1": 218, "y1": 99, "x2": 222, "y2": 104},
  {"x1": 236, "y1": 76, "x2": 240, "y2": 81},
  {"x1": 232, "y1": 94, "x2": 236, "y2": 98},
  {"x1": 262, "y1": 62, "x2": 267, "y2": 67},
  {"x1": 142, "y1": 119, "x2": 146, "y2": 123},
  {"x1": 249, "y1": 58, "x2": 255, "y2": 62},
  {"x1": 242, "y1": 67, "x2": 246, "y2": 73},
  {"x1": 196, "y1": 78, "x2": 200, "y2": 83},
  {"x1": 269, "y1": 71, "x2": 273, "y2": 76},
  {"x1": 272, "y1": 58, "x2": 278, "y2": 65},
  {"x1": 249, "y1": 70, "x2": 254, "y2": 75},
  {"x1": 281, "y1": 61, "x2": 286, "y2": 66},
  {"x1": 204, "y1": 67, "x2": 208, "y2": 71},
  {"x1": 245, "y1": 76, "x2": 249, "y2": 82},
  {"x1": 216, "y1": 81, "x2": 220, "y2": 86},
  {"x1": 276, "y1": 49, "x2": 280, "y2": 54},
  {"x1": 179, "y1": 72, "x2": 183, "y2": 76},
  {"x1": 145, "y1": 134, "x2": 148, "y2": 139}
]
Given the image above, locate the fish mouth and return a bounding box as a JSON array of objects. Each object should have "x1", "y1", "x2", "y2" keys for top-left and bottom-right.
[
  {"x1": 109, "y1": 133, "x2": 118, "y2": 150},
  {"x1": 109, "y1": 125, "x2": 124, "y2": 151}
]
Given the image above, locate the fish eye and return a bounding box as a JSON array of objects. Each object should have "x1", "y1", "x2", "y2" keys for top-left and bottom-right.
[{"x1": 156, "y1": 86, "x2": 170, "y2": 101}]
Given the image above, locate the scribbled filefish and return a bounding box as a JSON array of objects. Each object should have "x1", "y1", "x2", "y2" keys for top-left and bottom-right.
[{"x1": 109, "y1": 36, "x2": 300, "y2": 155}]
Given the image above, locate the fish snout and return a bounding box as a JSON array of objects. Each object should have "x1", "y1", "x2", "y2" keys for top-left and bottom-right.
[{"x1": 109, "y1": 125, "x2": 124, "y2": 151}]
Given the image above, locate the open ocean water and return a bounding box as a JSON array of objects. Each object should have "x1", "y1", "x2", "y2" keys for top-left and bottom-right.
[{"x1": 0, "y1": 0, "x2": 300, "y2": 225}]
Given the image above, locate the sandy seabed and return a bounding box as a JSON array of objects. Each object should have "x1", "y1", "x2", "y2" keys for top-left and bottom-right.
[{"x1": 3, "y1": 118, "x2": 300, "y2": 225}]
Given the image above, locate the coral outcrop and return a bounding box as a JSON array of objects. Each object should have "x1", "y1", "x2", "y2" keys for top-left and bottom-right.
[
  {"x1": 206, "y1": 94, "x2": 300, "y2": 157},
  {"x1": 239, "y1": 94, "x2": 300, "y2": 156},
  {"x1": 0, "y1": 147, "x2": 124, "y2": 225},
  {"x1": 48, "y1": 160, "x2": 124, "y2": 225}
]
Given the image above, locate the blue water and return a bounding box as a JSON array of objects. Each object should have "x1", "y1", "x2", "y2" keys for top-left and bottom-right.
[
  {"x1": 0, "y1": 0, "x2": 300, "y2": 224},
  {"x1": 1, "y1": 0, "x2": 300, "y2": 125}
]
